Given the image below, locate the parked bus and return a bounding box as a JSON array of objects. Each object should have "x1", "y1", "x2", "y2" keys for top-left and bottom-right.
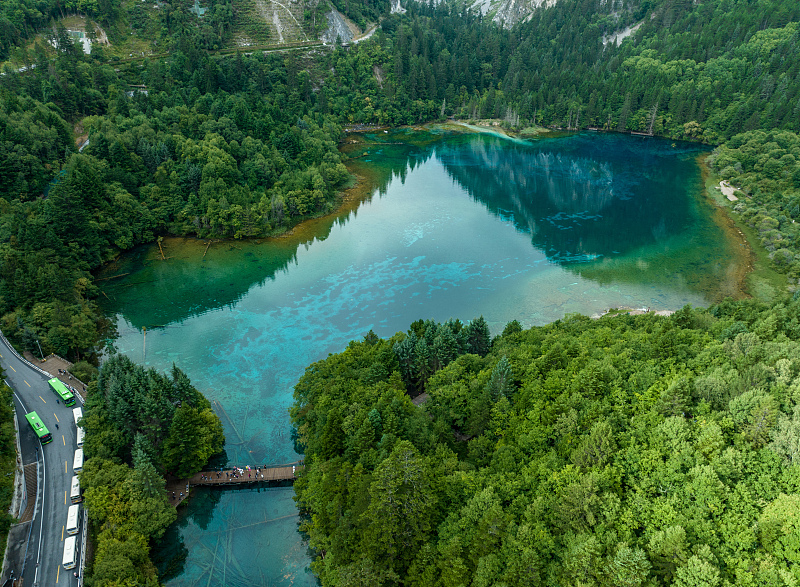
[
  {"x1": 72, "y1": 448, "x2": 83, "y2": 473},
  {"x1": 48, "y1": 378, "x2": 75, "y2": 407},
  {"x1": 76, "y1": 426, "x2": 84, "y2": 448},
  {"x1": 72, "y1": 407, "x2": 82, "y2": 427},
  {"x1": 62, "y1": 535, "x2": 77, "y2": 570},
  {"x1": 70, "y1": 475, "x2": 82, "y2": 504},
  {"x1": 24, "y1": 412, "x2": 52, "y2": 445},
  {"x1": 66, "y1": 504, "x2": 80, "y2": 535}
]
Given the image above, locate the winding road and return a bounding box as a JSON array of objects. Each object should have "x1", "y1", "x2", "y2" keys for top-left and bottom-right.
[{"x1": 1, "y1": 336, "x2": 82, "y2": 586}]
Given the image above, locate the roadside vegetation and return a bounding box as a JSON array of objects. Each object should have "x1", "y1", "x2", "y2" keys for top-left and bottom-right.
[
  {"x1": 0, "y1": 380, "x2": 18, "y2": 564},
  {"x1": 80, "y1": 354, "x2": 223, "y2": 586}
]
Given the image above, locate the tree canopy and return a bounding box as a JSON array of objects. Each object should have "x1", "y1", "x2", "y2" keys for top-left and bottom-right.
[
  {"x1": 81, "y1": 355, "x2": 224, "y2": 586},
  {"x1": 292, "y1": 296, "x2": 800, "y2": 586}
]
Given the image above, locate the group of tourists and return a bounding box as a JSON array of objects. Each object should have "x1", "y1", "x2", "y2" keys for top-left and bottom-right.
[
  {"x1": 190, "y1": 463, "x2": 302, "y2": 485},
  {"x1": 56, "y1": 368, "x2": 86, "y2": 392},
  {"x1": 224, "y1": 465, "x2": 263, "y2": 480}
]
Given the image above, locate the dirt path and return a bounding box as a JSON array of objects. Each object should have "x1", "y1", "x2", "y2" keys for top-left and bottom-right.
[{"x1": 718, "y1": 180, "x2": 740, "y2": 201}]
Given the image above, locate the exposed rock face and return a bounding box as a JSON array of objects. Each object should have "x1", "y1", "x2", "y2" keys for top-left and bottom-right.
[
  {"x1": 234, "y1": 0, "x2": 308, "y2": 46},
  {"x1": 322, "y1": 8, "x2": 357, "y2": 44},
  {"x1": 602, "y1": 21, "x2": 642, "y2": 46},
  {"x1": 468, "y1": 0, "x2": 556, "y2": 26}
]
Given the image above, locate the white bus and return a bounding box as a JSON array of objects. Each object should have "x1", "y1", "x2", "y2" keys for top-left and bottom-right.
[
  {"x1": 76, "y1": 426, "x2": 84, "y2": 448},
  {"x1": 70, "y1": 475, "x2": 82, "y2": 504},
  {"x1": 62, "y1": 535, "x2": 77, "y2": 570},
  {"x1": 72, "y1": 448, "x2": 83, "y2": 473},
  {"x1": 66, "y1": 504, "x2": 80, "y2": 535},
  {"x1": 72, "y1": 407, "x2": 83, "y2": 427}
]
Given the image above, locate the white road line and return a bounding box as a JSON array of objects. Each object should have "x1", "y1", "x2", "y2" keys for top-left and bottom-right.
[
  {"x1": 12, "y1": 391, "x2": 27, "y2": 410},
  {"x1": 35, "y1": 436, "x2": 47, "y2": 580}
]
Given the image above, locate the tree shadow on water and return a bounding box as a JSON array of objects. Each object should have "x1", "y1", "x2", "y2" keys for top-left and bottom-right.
[
  {"x1": 153, "y1": 487, "x2": 223, "y2": 581},
  {"x1": 153, "y1": 522, "x2": 189, "y2": 582},
  {"x1": 189, "y1": 487, "x2": 224, "y2": 530}
]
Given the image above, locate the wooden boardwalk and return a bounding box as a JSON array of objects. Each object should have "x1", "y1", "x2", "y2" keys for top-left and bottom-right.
[
  {"x1": 166, "y1": 463, "x2": 302, "y2": 507},
  {"x1": 191, "y1": 463, "x2": 301, "y2": 487}
]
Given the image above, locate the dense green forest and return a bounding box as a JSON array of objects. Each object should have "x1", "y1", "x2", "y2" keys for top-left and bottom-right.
[
  {"x1": 291, "y1": 297, "x2": 800, "y2": 586},
  {"x1": 80, "y1": 354, "x2": 224, "y2": 586},
  {"x1": 0, "y1": 48, "x2": 350, "y2": 360},
  {"x1": 709, "y1": 130, "x2": 800, "y2": 282}
]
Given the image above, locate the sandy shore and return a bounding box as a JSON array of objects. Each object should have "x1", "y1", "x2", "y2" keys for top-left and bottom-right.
[
  {"x1": 718, "y1": 180, "x2": 740, "y2": 201},
  {"x1": 592, "y1": 307, "x2": 675, "y2": 320}
]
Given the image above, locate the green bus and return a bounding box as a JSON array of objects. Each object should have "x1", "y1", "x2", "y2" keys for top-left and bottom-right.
[
  {"x1": 48, "y1": 378, "x2": 76, "y2": 407},
  {"x1": 24, "y1": 412, "x2": 52, "y2": 445}
]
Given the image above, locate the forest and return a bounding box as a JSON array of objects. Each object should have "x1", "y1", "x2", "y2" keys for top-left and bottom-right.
[
  {"x1": 80, "y1": 354, "x2": 224, "y2": 585},
  {"x1": 291, "y1": 296, "x2": 800, "y2": 586},
  {"x1": 0, "y1": 0, "x2": 798, "y2": 583}
]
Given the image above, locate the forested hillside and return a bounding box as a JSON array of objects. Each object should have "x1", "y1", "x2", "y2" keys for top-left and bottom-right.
[
  {"x1": 333, "y1": 0, "x2": 800, "y2": 139},
  {"x1": 291, "y1": 297, "x2": 800, "y2": 586}
]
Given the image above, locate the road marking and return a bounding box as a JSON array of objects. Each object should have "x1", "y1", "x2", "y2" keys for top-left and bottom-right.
[
  {"x1": 39, "y1": 395, "x2": 46, "y2": 403},
  {"x1": 57, "y1": 564, "x2": 60, "y2": 583},
  {"x1": 24, "y1": 380, "x2": 30, "y2": 387},
  {"x1": 63, "y1": 435, "x2": 66, "y2": 446},
  {"x1": 54, "y1": 413, "x2": 59, "y2": 422},
  {"x1": 62, "y1": 525, "x2": 64, "y2": 540},
  {"x1": 64, "y1": 491, "x2": 67, "y2": 504},
  {"x1": 8, "y1": 365, "x2": 14, "y2": 372},
  {"x1": 65, "y1": 460, "x2": 67, "y2": 474},
  {"x1": 34, "y1": 437, "x2": 47, "y2": 586}
]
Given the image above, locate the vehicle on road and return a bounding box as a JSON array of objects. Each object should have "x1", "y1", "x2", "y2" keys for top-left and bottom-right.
[
  {"x1": 70, "y1": 475, "x2": 82, "y2": 503},
  {"x1": 48, "y1": 377, "x2": 76, "y2": 406},
  {"x1": 72, "y1": 407, "x2": 82, "y2": 426},
  {"x1": 62, "y1": 535, "x2": 77, "y2": 570},
  {"x1": 73, "y1": 448, "x2": 83, "y2": 473},
  {"x1": 76, "y1": 426, "x2": 84, "y2": 447},
  {"x1": 24, "y1": 411, "x2": 52, "y2": 445},
  {"x1": 66, "y1": 504, "x2": 80, "y2": 535}
]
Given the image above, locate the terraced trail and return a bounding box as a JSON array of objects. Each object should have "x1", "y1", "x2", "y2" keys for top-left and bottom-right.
[{"x1": 233, "y1": 0, "x2": 309, "y2": 46}]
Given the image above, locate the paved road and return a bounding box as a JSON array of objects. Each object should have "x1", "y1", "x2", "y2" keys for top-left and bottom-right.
[{"x1": 0, "y1": 337, "x2": 81, "y2": 586}]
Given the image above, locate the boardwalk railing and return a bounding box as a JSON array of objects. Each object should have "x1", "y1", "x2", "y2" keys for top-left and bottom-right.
[{"x1": 187, "y1": 462, "x2": 303, "y2": 487}]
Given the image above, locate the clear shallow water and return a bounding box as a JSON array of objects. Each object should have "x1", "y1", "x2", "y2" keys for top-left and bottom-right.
[{"x1": 100, "y1": 130, "x2": 745, "y2": 586}]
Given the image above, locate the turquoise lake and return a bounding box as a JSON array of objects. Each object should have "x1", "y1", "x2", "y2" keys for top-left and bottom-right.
[{"x1": 100, "y1": 129, "x2": 746, "y2": 585}]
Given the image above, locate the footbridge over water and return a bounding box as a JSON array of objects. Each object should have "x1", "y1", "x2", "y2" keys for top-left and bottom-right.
[
  {"x1": 168, "y1": 462, "x2": 303, "y2": 506},
  {"x1": 191, "y1": 462, "x2": 303, "y2": 486}
]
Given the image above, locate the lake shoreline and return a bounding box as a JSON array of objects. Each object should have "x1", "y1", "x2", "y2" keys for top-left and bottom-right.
[
  {"x1": 97, "y1": 128, "x2": 767, "y2": 325},
  {"x1": 699, "y1": 153, "x2": 788, "y2": 302}
]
